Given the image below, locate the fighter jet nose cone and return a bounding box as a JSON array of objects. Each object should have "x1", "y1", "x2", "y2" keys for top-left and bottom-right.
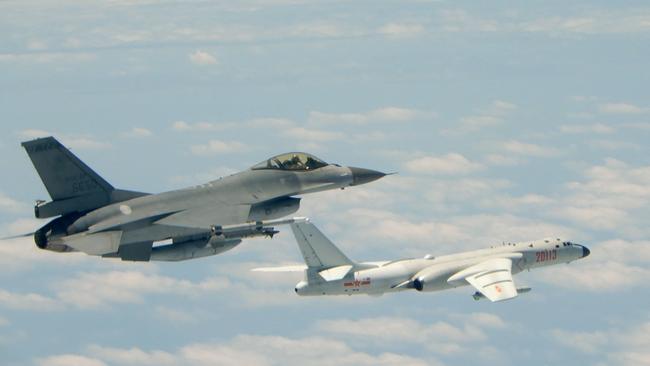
[
  {"x1": 349, "y1": 167, "x2": 387, "y2": 186},
  {"x1": 582, "y1": 246, "x2": 591, "y2": 258}
]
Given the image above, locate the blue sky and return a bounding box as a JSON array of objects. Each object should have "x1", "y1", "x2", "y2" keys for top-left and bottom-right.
[{"x1": 1, "y1": 1, "x2": 650, "y2": 365}]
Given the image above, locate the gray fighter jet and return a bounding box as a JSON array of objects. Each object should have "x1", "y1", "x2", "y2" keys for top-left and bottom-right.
[{"x1": 17, "y1": 137, "x2": 386, "y2": 262}]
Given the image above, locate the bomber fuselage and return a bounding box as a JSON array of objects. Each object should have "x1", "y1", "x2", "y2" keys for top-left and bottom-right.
[{"x1": 295, "y1": 238, "x2": 589, "y2": 296}]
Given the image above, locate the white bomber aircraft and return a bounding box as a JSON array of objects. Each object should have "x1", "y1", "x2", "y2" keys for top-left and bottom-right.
[{"x1": 255, "y1": 218, "x2": 591, "y2": 302}]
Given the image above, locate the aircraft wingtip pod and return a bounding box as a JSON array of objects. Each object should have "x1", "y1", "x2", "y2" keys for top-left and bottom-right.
[{"x1": 292, "y1": 217, "x2": 310, "y2": 223}]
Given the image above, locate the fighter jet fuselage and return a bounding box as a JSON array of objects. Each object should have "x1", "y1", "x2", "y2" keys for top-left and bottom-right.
[{"x1": 21, "y1": 138, "x2": 386, "y2": 262}]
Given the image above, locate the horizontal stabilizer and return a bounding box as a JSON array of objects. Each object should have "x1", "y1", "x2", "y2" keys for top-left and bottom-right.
[{"x1": 318, "y1": 265, "x2": 353, "y2": 281}]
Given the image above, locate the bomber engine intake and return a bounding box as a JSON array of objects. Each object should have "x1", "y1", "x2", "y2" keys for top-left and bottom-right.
[{"x1": 411, "y1": 265, "x2": 457, "y2": 292}]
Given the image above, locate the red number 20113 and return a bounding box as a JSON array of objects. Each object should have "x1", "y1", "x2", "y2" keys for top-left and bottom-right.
[{"x1": 536, "y1": 249, "x2": 557, "y2": 263}]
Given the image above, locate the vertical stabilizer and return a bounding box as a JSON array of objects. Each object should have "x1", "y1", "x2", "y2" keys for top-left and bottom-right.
[
  {"x1": 22, "y1": 136, "x2": 117, "y2": 218},
  {"x1": 290, "y1": 219, "x2": 354, "y2": 269},
  {"x1": 22, "y1": 137, "x2": 114, "y2": 200}
]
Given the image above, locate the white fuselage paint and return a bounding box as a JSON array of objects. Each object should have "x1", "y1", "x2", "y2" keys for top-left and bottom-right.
[{"x1": 295, "y1": 238, "x2": 586, "y2": 296}]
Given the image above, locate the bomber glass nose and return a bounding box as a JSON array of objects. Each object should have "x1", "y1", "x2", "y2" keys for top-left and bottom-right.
[
  {"x1": 581, "y1": 246, "x2": 591, "y2": 258},
  {"x1": 349, "y1": 167, "x2": 387, "y2": 186}
]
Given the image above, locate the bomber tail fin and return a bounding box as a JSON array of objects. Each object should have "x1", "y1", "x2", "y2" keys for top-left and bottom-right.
[
  {"x1": 290, "y1": 218, "x2": 355, "y2": 269},
  {"x1": 22, "y1": 136, "x2": 147, "y2": 218}
]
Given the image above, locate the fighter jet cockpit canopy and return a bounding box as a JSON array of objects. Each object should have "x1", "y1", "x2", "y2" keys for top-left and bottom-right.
[{"x1": 251, "y1": 152, "x2": 329, "y2": 171}]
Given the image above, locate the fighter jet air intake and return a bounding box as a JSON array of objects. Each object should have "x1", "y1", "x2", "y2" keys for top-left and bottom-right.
[
  {"x1": 255, "y1": 218, "x2": 591, "y2": 302},
  {"x1": 16, "y1": 137, "x2": 387, "y2": 262}
]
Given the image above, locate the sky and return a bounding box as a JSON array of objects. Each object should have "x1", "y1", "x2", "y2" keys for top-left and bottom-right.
[{"x1": 1, "y1": 0, "x2": 650, "y2": 365}]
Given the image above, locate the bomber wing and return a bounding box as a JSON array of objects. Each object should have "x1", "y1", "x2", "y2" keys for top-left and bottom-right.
[{"x1": 448, "y1": 257, "x2": 519, "y2": 302}]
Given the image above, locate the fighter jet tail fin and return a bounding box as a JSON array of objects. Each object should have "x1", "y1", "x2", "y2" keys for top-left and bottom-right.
[
  {"x1": 22, "y1": 136, "x2": 147, "y2": 218},
  {"x1": 290, "y1": 218, "x2": 355, "y2": 269}
]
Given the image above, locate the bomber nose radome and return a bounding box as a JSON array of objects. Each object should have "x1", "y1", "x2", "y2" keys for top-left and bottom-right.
[
  {"x1": 349, "y1": 167, "x2": 387, "y2": 186},
  {"x1": 581, "y1": 246, "x2": 591, "y2": 258}
]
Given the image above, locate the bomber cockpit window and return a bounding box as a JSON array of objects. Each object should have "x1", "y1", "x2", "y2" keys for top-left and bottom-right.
[{"x1": 251, "y1": 153, "x2": 328, "y2": 171}]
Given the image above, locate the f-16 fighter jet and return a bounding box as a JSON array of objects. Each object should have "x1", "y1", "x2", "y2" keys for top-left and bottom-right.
[
  {"x1": 16, "y1": 137, "x2": 386, "y2": 262},
  {"x1": 255, "y1": 218, "x2": 590, "y2": 302}
]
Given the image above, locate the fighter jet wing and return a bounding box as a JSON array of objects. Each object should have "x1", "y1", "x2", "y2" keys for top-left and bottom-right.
[
  {"x1": 153, "y1": 204, "x2": 252, "y2": 230},
  {"x1": 448, "y1": 257, "x2": 518, "y2": 302},
  {"x1": 88, "y1": 203, "x2": 252, "y2": 233}
]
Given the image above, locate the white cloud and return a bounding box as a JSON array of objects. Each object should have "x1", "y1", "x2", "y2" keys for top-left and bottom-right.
[
  {"x1": 87, "y1": 335, "x2": 432, "y2": 366},
  {"x1": 539, "y1": 239, "x2": 650, "y2": 291},
  {"x1": 54, "y1": 270, "x2": 231, "y2": 309},
  {"x1": 0, "y1": 192, "x2": 26, "y2": 213},
  {"x1": 502, "y1": 140, "x2": 561, "y2": 157},
  {"x1": 598, "y1": 102, "x2": 646, "y2": 114},
  {"x1": 0, "y1": 52, "x2": 96, "y2": 64},
  {"x1": 439, "y1": 9, "x2": 500, "y2": 33},
  {"x1": 316, "y1": 314, "x2": 506, "y2": 357},
  {"x1": 17, "y1": 129, "x2": 111, "y2": 150},
  {"x1": 483, "y1": 154, "x2": 521, "y2": 166},
  {"x1": 552, "y1": 321, "x2": 650, "y2": 366},
  {"x1": 378, "y1": 23, "x2": 425, "y2": 38},
  {"x1": 440, "y1": 9, "x2": 650, "y2": 36},
  {"x1": 458, "y1": 115, "x2": 501, "y2": 130},
  {"x1": 479, "y1": 193, "x2": 555, "y2": 212},
  {"x1": 541, "y1": 260, "x2": 650, "y2": 292},
  {"x1": 122, "y1": 127, "x2": 153, "y2": 138},
  {"x1": 405, "y1": 153, "x2": 483, "y2": 175},
  {"x1": 569, "y1": 95, "x2": 599, "y2": 102},
  {"x1": 0, "y1": 288, "x2": 61, "y2": 311},
  {"x1": 328, "y1": 207, "x2": 577, "y2": 256},
  {"x1": 425, "y1": 178, "x2": 512, "y2": 207},
  {"x1": 87, "y1": 345, "x2": 176, "y2": 366},
  {"x1": 27, "y1": 40, "x2": 48, "y2": 50},
  {"x1": 308, "y1": 107, "x2": 423, "y2": 125},
  {"x1": 172, "y1": 118, "x2": 294, "y2": 132},
  {"x1": 622, "y1": 122, "x2": 650, "y2": 131},
  {"x1": 37, "y1": 355, "x2": 107, "y2": 366},
  {"x1": 491, "y1": 100, "x2": 517, "y2": 112},
  {"x1": 559, "y1": 123, "x2": 614, "y2": 134},
  {"x1": 550, "y1": 329, "x2": 608, "y2": 354},
  {"x1": 189, "y1": 50, "x2": 218, "y2": 65},
  {"x1": 284, "y1": 127, "x2": 344, "y2": 142},
  {"x1": 444, "y1": 100, "x2": 517, "y2": 134},
  {"x1": 40, "y1": 333, "x2": 435, "y2": 366},
  {"x1": 190, "y1": 140, "x2": 247, "y2": 156},
  {"x1": 558, "y1": 159, "x2": 650, "y2": 232},
  {"x1": 153, "y1": 306, "x2": 198, "y2": 325}
]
